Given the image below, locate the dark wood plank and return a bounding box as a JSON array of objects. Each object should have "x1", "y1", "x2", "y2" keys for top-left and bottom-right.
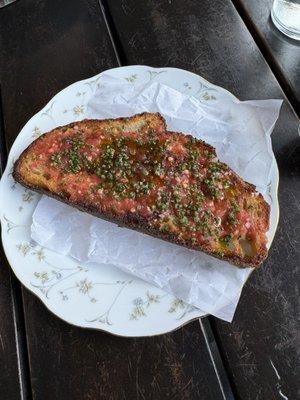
[
  {"x1": 23, "y1": 295, "x2": 224, "y2": 400},
  {"x1": 233, "y1": 0, "x2": 300, "y2": 113},
  {"x1": 0, "y1": 1, "x2": 224, "y2": 399},
  {"x1": 105, "y1": 0, "x2": 300, "y2": 399},
  {"x1": 0, "y1": 91, "x2": 28, "y2": 400},
  {"x1": 0, "y1": 250, "x2": 24, "y2": 400},
  {"x1": 0, "y1": 0, "x2": 116, "y2": 150}
]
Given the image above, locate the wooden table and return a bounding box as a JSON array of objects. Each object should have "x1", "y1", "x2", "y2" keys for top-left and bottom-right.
[{"x1": 0, "y1": 1, "x2": 299, "y2": 399}]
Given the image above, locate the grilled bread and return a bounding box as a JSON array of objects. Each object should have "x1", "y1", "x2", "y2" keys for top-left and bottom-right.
[{"x1": 13, "y1": 112, "x2": 270, "y2": 268}]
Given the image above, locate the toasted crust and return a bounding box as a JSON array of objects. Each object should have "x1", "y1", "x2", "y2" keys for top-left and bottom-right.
[{"x1": 13, "y1": 113, "x2": 270, "y2": 268}]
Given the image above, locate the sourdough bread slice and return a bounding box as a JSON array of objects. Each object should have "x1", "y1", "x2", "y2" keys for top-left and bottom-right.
[{"x1": 13, "y1": 112, "x2": 269, "y2": 268}]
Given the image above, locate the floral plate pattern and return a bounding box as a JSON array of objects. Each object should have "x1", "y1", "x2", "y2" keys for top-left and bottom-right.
[{"x1": 0, "y1": 66, "x2": 279, "y2": 336}]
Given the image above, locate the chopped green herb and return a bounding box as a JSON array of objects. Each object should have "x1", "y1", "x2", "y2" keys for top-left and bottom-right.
[{"x1": 220, "y1": 235, "x2": 232, "y2": 245}]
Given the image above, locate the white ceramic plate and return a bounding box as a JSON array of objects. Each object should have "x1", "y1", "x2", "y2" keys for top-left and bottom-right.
[{"x1": 0, "y1": 66, "x2": 279, "y2": 336}]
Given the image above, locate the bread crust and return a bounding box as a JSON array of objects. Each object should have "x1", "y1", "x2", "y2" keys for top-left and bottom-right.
[{"x1": 13, "y1": 113, "x2": 270, "y2": 269}]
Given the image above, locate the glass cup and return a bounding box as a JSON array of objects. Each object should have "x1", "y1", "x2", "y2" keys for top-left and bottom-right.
[{"x1": 271, "y1": 0, "x2": 300, "y2": 40}]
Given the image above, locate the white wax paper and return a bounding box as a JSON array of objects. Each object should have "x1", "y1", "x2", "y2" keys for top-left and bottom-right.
[{"x1": 31, "y1": 72, "x2": 282, "y2": 321}]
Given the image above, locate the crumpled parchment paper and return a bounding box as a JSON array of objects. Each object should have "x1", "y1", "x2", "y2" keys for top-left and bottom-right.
[{"x1": 31, "y1": 72, "x2": 282, "y2": 321}]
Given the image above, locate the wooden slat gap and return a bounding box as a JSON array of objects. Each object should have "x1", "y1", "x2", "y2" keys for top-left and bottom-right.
[{"x1": 98, "y1": 0, "x2": 128, "y2": 66}]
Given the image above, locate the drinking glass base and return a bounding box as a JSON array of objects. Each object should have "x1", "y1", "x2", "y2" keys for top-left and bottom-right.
[{"x1": 271, "y1": 8, "x2": 300, "y2": 40}]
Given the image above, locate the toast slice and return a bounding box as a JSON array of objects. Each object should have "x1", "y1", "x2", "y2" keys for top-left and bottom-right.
[{"x1": 13, "y1": 112, "x2": 270, "y2": 268}]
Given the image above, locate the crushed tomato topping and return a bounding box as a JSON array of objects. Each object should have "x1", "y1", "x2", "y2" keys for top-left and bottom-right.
[{"x1": 29, "y1": 123, "x2": 268, "y2": 260}]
